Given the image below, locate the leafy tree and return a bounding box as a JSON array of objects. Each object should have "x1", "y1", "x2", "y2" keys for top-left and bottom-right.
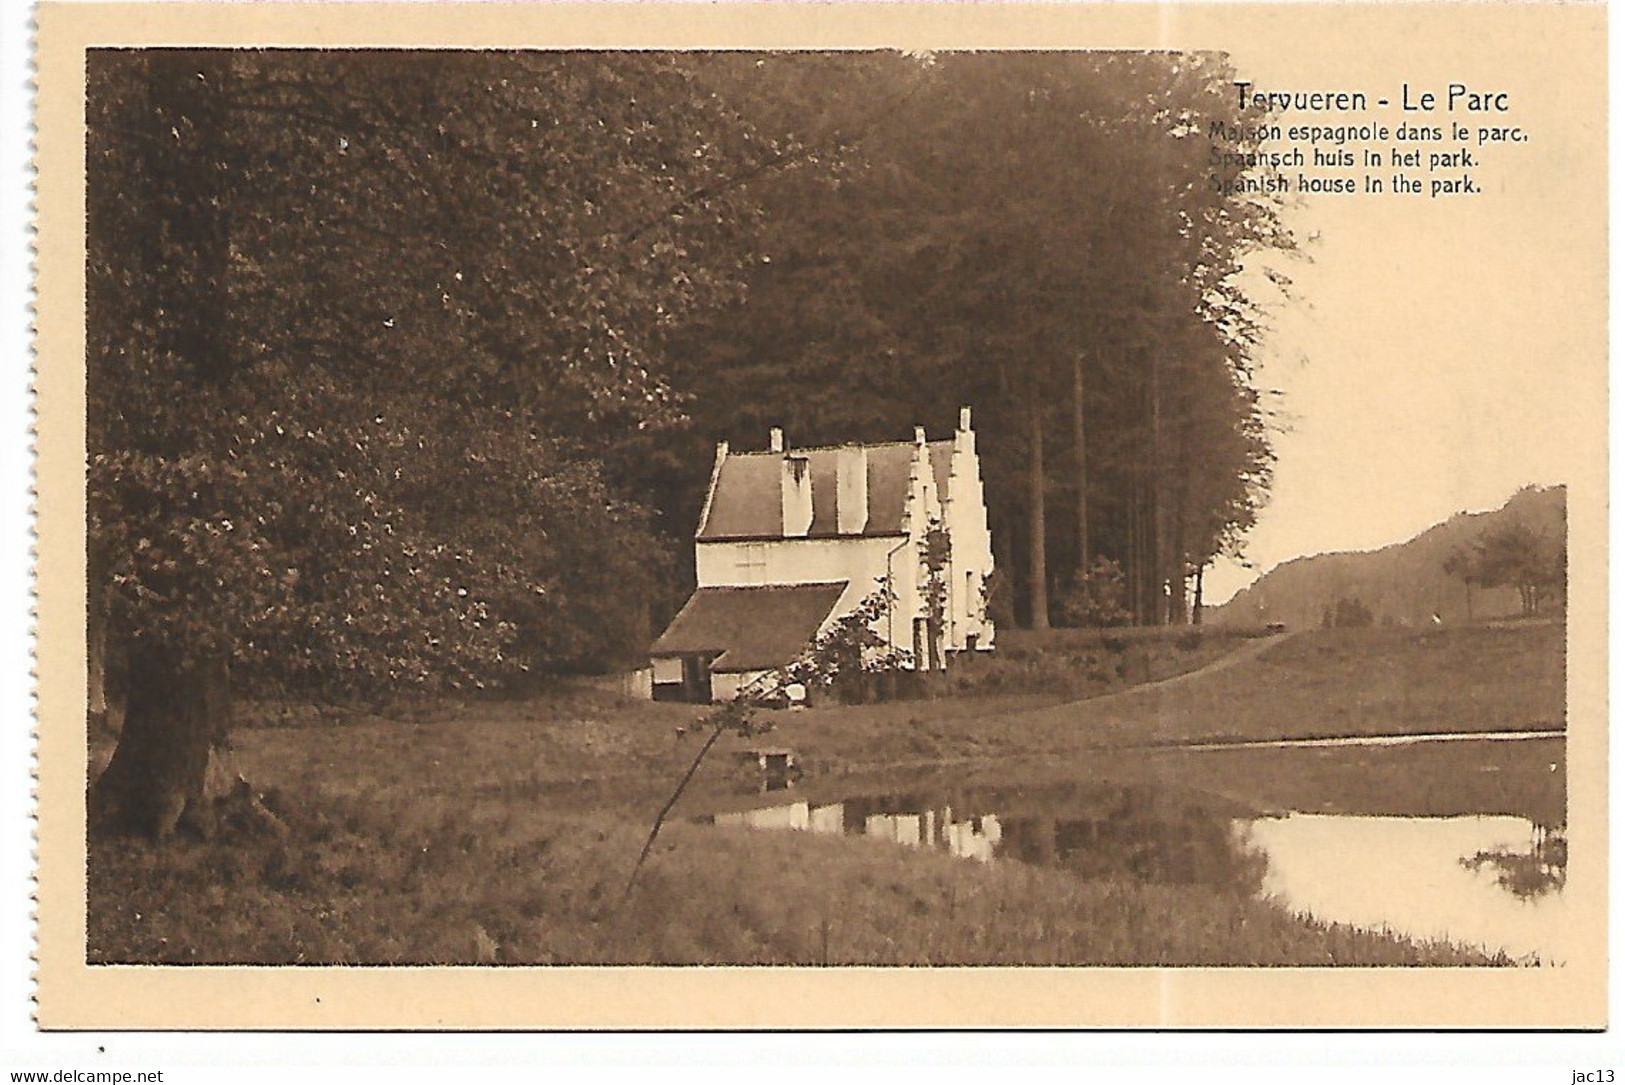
[
  {"x1": 1442, "y1": 546, "x2": 1481, "y2": 621},
  {"x1": 86, "y1": 48, "x2": 1297, "y2": 840},
  {"x1": 86, "y1": 49, "x2": 786, "y2": 838},
  {"x1": 662, "y1": 52, "x2": 1291, "y2": 629},
  {"x1": 1320, "y1": 596, "x2": 1374, "y2": 629},
  {"x1": 1055, "y1": 556, "x2": 1134, "y2": 628},
  {"x1": 1445, "y1": 519, "x2": 1564, "y2": 618}
]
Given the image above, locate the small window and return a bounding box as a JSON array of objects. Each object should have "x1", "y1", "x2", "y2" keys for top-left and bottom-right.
[{"x1": 738, "y1": 543, "x2": 768, "y2": 582}]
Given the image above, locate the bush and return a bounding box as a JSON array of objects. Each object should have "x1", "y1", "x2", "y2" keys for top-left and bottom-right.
[
  {"x1": 1322, "y1": 596, "x2": 1375, "y2": 629},
  {"x1": 1055, "y1": 557, "x2": 1133, "y2": 629}
]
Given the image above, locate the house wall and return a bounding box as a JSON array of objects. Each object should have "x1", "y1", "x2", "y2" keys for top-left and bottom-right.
[
  {"x1": 941, "y1": 429, "x2": 997, "y2": 652},
  {"x1": 695, "y1": 534, "x2": 923, "y2": 658},
  {"x1": 900, "y1": 437, "x2": 941, "y2": 666},
  {"x1": 670, "y1": 420, "x2": 993, "y2": 694},
  {"x1": 578, "y1": 667, "x2": 654, "y2": 700},
  {"x1": 711, "y1": 668, "x2": 775, "y2": 701}
]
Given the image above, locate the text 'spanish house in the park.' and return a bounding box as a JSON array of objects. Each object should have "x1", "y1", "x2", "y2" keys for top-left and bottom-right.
[{"x1": 650, "y1": 408, "x2": 996, "y2": 703}]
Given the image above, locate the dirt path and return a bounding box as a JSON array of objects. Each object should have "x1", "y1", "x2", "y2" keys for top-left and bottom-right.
[{"x1": 1049, "y1": 630, "x2": 1292, "y2": 711}]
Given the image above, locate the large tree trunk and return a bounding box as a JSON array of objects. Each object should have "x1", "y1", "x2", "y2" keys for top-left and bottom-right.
[
  {"x1": 1026, "y1": 381, "x2": 1050, "y2": 630},
  {"x1": 1128, "y1": 486, "x2": 1145, "y2": 625},
  {"x1": 146, "y1": 51, "x2": 233, "y2": 390},
  {"x1": 1072, "y1": 353, "x2": 1090, "y2": 577},
  {"x1": 86, "y1": 544, "x2": 109, "y2": 735},
  {"x1": 88, "y1": 53, "x2": 241, "y2": 843},
  {"x1": 90, "y1": 641, "x2": 230, "y2": 839},
  {"x1": 1166, "y1": 434, "x2": 1190, "y2": 626},
  {"x1": 1148, "y1": 351, "x2": 1166, "y2": 624},
  {"x1": 1191, "y1": 563, "x2": 1205, "y2": 626}
]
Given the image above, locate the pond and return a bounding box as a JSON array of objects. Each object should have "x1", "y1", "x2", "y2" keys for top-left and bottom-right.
[
  {"x1": 705, "y1": 775, "x2": 1568, "y2": 963},
  {"x1": 1248, "y1": 812, "x2": 1567, "y2": 963}
]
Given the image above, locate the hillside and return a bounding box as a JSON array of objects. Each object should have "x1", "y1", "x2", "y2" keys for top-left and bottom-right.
[{"x1": 1212, "y1": 485, "x2": 1566, "y2": 629}]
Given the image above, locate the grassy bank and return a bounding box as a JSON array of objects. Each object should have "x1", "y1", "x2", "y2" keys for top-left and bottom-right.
[
  {"x1": 87, "y1": 620, "x2": 1562, "y2": 966},
  {"x1": 89, "y1": 792, "x2": 1508, "y2": 966},
  {"x1": 767, "y1": 622, "x2": 1565, "y2": 771},
  {"x1": 945, "y1": 624, "x2": 1264, "y2": 700}
]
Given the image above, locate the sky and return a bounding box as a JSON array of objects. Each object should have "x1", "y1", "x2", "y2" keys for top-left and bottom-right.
[{"x1": 1202, "y1": 23, "x2": 1605, "y2": 603}]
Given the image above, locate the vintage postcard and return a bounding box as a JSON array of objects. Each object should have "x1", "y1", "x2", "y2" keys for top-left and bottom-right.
[{"x1": 31, "y1": 2, "x2": 1607, "y2": 1028}]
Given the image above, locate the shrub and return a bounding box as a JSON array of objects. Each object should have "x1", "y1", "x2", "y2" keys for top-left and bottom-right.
[
  {"x1": 1322, "y1": 596, "x2": 1375, "y2": 629},
  {"x1": 1055, "y1": 557, "x2": 1134, "y2": 629}
]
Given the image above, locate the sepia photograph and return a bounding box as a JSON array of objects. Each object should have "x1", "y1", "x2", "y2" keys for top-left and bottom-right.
[{"x1": 28, "y1": 1, "x2": 1607, "y2": 1031}]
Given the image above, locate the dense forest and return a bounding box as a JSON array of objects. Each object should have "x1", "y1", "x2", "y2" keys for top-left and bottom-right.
[{"x1": 86, "y1": 50, "x2": 1292, "y2": 835}]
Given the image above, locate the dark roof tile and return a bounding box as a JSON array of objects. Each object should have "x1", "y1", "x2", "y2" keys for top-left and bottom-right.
[
  {"x1": 697, "y1": 440, "x2": 953, "y2": 540},
  {"x1": 649, "y1": 582, "x2": 849, "y2": 672}
]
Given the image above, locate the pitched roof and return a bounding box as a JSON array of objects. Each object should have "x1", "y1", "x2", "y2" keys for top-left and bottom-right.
[
  {"x1": 697, "y1": 440, "x2": 954, "y2": 541},
  {"x1": 649, "y1": 582, "x2": 849, "y2": 673}
]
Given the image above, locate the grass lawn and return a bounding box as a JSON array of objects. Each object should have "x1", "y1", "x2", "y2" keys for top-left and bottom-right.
[
  {"x1": 86, "y1": 620, "x2": 1563, "y2": 966},
  {"x1": 88, "y1": 793, "x2": 1510, "y2": 967}
]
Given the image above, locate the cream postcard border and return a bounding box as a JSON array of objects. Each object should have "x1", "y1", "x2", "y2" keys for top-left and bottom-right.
[{"x1": 32, "y1": 1, "x2": 1609, "y2": 1029}]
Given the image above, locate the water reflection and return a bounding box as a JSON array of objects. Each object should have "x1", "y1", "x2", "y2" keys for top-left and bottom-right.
[
  {"x1": 1246, "y1": 813, "x2": 1570, "y2": 963},
  {"x1": 712, "y1": 783, "x2": 1265, "y2": 894},
  {"x1": 1461, "y1": 826, "x2": 1566, "y2": 901},
  {"x1": 709, "y1": 785, "x2": 1570, "y2": 962},
  {"x1": 714, "y1": 799, "x2": 1004, "y2": 862}
]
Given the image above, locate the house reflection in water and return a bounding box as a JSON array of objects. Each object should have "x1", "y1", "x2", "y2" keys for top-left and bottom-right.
[
  {"x1": 713, "y1": 797, "x2": 1002, "y2": 861},
  {"x1": 708, "y1": 783, "x2": 1264, "y2": 890},
  {"x1": 706, "y1": 779, "x2": 1571, "y2": 962},
  {"x1": 715, "y1": 801, "x2": 812, "y2": 832}
]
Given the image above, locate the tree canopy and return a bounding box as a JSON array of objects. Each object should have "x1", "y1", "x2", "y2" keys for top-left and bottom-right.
[
  {"x1": 86, "y1": 48, "x2": 1294, "y2": 835},
  {"x1": 1444, "y1": 513, "x2": 1567, "y2": 618},
  {"x1": 87, "y1": 49, "x2": 845, "y2": 833},
  {"x1": 661, "y1": 51, "x2": 1293, "y2": 626},
  {"x1": 88, "y1": 49, "x2": 795, "y2": 697}
]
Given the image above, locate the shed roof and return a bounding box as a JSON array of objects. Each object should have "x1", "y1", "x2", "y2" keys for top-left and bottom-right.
[
  {"x1": 697, "y1": 440, "x2": 953, "y2": 541},
  {"x1": 649, "y1": 582, "x2": 849, "y2": 673}
]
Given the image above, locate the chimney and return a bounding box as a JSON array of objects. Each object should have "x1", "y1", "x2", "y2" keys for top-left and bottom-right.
[
  {"x1": 914, "y1": 425, "x2": 927, "y2": 446},
  {"x1": 956, "y1": 405, "x2": 975, "y2": 454},
  {"x1": 836, "y1": 444, "x2": 869, "y2": 535},
  {"x1": 769, "y1": 427, "x2": 784, "y2": 453},
  {"x1": 781, "y1": 454, "x2": 812, "y2": 537}
]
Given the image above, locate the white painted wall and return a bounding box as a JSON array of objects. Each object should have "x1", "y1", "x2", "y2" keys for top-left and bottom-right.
[
  {"x1": 711, "y1": 668, "x2": 773, "y2": 701},
  {"x1": 676, "y1": 422, "x2": 994, "y2": 689},
  {"x1": 901, "y1": 438, "x2": 938, "y2": 666},
  {"x1": 941, "y1": 427, "x2": 997, "y2": 651},
  {"x1": 579, "y1": 667, "x2": 653, "y2": 699},
  {"x1": 695, "y1": 534, "x2": 920, "y2": 657}
]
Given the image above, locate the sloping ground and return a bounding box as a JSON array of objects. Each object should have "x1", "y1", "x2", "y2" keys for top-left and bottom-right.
[
  {"x1": 763, "y1": 620, "x2": 1565, "y2": 773},
  {"x1": 1054, "y1": 627, "x2": 1288, "y2": 705},
  {"x1": 200, "y1": 620, "x2": 1564, "y2": 818},
  {"x1": 1013, "y1": 620, "x2": 1565, "y2": 749},
  {"x1": 1213, "y1": 484, "x2": 1566, "y2": 629}
]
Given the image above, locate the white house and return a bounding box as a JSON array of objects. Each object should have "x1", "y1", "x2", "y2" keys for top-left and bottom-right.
[{"x1": 649, "y1": 407, "x2": 995, "y2": 702}]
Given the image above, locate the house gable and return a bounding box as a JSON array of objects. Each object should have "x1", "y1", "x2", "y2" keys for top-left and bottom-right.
[
  {"x1": 697, "y1": 440, "x2": 953, "y2": 542},
  {"x1": 653, "y1": 410, "x2": 994, "y2": 700}
]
